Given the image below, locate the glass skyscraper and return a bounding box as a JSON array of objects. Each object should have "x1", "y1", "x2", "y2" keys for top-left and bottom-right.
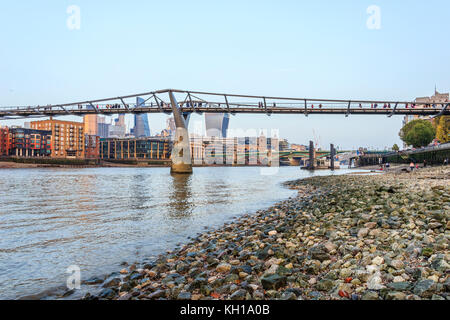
[
  {"x1": 134, "y1": 97, "x2": 151, "y2": 137},
  {"x1": 205, "y1": 113, "x2": 230, "y2": 138}
]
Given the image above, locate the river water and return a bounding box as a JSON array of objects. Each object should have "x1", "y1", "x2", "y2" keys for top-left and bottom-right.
[{"x1": 0, "y1": 166, "x2": 354, "y2": 299}]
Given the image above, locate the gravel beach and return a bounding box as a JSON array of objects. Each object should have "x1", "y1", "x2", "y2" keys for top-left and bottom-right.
[{"x1": 83, "y1": 166, "x2": 449, "y2": 300}]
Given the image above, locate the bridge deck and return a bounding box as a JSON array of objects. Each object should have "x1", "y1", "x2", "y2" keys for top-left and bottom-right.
[
  {"x1": 1, "y1": 107, "x2": 446, "y2": 119},
  {"x1": 1, "y1": 89, "x2": 448, "y2": 119}
]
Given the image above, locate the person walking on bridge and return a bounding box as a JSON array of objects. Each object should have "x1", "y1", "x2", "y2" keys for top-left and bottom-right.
[{"x1": 410, "y1": 161, "x2": 415, "y2": 172}]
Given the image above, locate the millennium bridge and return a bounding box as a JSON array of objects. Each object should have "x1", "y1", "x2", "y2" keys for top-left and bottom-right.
[
  {"x1": 1, "y1": 89, "x2": 448, "y2": 173},
  {"x1": 1, "y1": 89, "x2": 448, "y2": 119}
]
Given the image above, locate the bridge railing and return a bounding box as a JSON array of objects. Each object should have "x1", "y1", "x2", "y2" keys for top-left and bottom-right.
[{"x1": 0, "y1": 89, "x2": 448, "y2": 119}]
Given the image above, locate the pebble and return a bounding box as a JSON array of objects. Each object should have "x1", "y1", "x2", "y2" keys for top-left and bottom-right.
[
  {"x1": 216, "y1": 263, "x2": 232, "y2": 273},
  {"x1": 372, "y1": 257, "x2": 384, "y2": 266},
  {"x1": 83, "y1": 166, "x2": 449, "y2": 301}
]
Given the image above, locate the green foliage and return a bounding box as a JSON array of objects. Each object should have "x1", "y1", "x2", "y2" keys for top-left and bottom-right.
[
  {"x1": 399, "y1": 119, "x2": 436, "y2": 148},
  {"x1": 435, "y1": 116, "x2": 449, "y2": 143},
  {"x1": 400, "y1": 119, "x2": 423, "y2": 140},
  {"x1": 392, "y1": 144, "x2": 399, "y2": 151}
]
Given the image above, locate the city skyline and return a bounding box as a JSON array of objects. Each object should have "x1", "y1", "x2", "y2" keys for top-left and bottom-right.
[
  {"x1": 1, "y1": 86, "x2": 446, "y2": 150},
  {"x1": 1, "y1": 1, "x2": 449, "y2": 149}
]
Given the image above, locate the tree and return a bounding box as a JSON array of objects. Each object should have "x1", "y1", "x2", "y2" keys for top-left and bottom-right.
[
  {"x1": 435, "y1": 116, "x2": 449, "y2": 143},
  {"x1": 392, "y1": 144, "x2": 399, "y2": 151},
  {"x1": 399, "y1": 119, "x2": 436, "y2": 148}
]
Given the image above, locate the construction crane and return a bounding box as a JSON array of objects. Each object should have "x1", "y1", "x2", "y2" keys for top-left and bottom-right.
[{"x1": 312, "y1": 129, "x2": 321, "y2": 150}]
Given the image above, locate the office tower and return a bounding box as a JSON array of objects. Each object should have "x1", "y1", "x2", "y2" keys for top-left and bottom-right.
[
  {"x1": 205, "y1": 113, "x2": 230, "y2": 138},
  {"x1": 109, "y1": 114, "x2": 127, "y2": 138},
  {"x1": 96, "y1": 116, "x2": 109, "y2": 138},
  {"x1": 134, "y1": 97, "x2": 151, "y2": 138},
  {"x1": 167, "y1": 116, "x2": 176, "y2": 133},
  {"x1": 115, "y1": 114, "x2": 126, "y2": 127},
  {"x1": 84, "y1": 114, "x2": 98, "y2": 135}
]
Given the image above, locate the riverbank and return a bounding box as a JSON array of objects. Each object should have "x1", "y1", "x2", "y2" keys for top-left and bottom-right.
[
  {"x1": 0, "y1": 161, "x2": 46, "y2": 168},
  {"x1": 83, "y1": 166, "x2": 449, "y2": 300},
  {"x1": 0, "y1": 161, "x2": 106, "y2": 169},
  {"x1": 0, "y1": 160, "x2": 298, "y2": 169},
  {"x1": 0, "y1": 160, "x2": 166, "y2": 169}
]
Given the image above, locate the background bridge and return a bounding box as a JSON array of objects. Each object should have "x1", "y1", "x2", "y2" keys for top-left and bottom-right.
[{"x1": 1, "y1": 89, "x2": 448, "y2": 120}]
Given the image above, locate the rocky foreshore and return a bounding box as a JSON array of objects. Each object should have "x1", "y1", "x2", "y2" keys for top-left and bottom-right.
[{"x1": 83, "y1": 167, "x2": 449, "y2": 300}]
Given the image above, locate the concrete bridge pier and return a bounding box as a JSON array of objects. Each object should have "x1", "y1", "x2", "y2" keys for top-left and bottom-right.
[
  {"x1": 169, "y1": 91, "x2": 193, "y2": 174},
  {"x1": 330, "y1": 144, "x2": 335, "y2": 170},
  {"x1": 308, "y1": 141, "x2": 315, "y2": 170}
]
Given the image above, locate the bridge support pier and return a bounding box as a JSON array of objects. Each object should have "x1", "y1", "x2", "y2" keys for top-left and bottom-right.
[
  {"x1": 308, "y1": 141, "x2": 315, "y2": 170},
  {"x1": 169, "y1": 91, "x2": 193, "y2": 174},
  {"x1": 330, "y1": 144, "x2": 335, "y2": 170}
]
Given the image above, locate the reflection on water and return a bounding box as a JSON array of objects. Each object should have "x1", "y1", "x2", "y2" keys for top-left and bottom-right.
[
  {"x1": 0, "y1": 166, "x2": 354, "y2": 299},
  {"x1": 168, "y1": 174, "x2": 194, "y2": 219}
]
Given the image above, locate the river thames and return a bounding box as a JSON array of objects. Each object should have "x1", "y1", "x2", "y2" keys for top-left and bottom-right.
[{"x1": 0, "y1": 166, "x2": 353, "y2": 299}]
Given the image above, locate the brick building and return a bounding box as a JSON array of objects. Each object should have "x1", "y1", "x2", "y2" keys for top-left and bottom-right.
[
  {"x1": 31, "y1": 119, "x2": 85, "y2": 158},
  {"x1": 0, "y1": 126, "x2": 10, "y2": 156},
  {"x1": 85, "y1": 134, "x2": 100, "y2": 159},
  {"x1": 7, "y1": 127, "x2": 52, "y2": 157}
]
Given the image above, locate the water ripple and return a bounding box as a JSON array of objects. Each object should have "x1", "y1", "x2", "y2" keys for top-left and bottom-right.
[{"x1": 0, "y1": 166, "x2": 352, "y2": 299}]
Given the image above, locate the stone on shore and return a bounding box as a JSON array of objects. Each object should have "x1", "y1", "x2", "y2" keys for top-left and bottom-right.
[
  {"x1": 216, "y1": 263, "x2": 232, "y2": 273},
  {"x1": 84, "y1": 166, "x2": 449, "y2": 301}
]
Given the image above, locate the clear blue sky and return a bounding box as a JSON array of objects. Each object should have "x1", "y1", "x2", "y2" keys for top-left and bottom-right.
[{"x1": 1, "y1": 1, "x2": 449, "y2": 150}]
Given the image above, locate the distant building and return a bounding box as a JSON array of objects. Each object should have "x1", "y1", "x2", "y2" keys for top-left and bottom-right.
[
  {"x1": 404, "y1": 89, "x2": 449, "y2": 125},
  {"x1": 97, "y1": 117, "x2": 110, "y2": 139},
  {"x1": 157, "y1": 129, "x2": 172, "y2": 138},
  {"x1": 167, "y1": 117, "x2": 176, "y2": 132},
  {"x1": 134, "y1": 114, "x2": 151, "y2": 138},
  {"x1": 108, "y1": 124, "x2": 126, "y2": 138},
  {"x1": 133, "y1": 97, "x2": 151, "y2": 138},
  {"x1": 106, "y1": 114, "x2": 127, "y2": 138},
  {"x1": 205, "y1": 113, "x2": 230, "y2": 138},
  {"x1": 279, "y1": 139, "x2": 289, "y2": 151},
  {"x1": 84, "y1": 114, "x2": 98, "y2": 136},
  {"x1": 0, "y1": 126, "x2": 10, "y2": 156},
  {"x1": 291, "y1": 144, "x2": 307, "y2": 152},
  {"x1": 115, "y1": 114, "x2": 126, "y2": 127},
  {"x1": 7, "y1": 127, "x2": 52, "y2": 157},
  {"x1": 415, "y1": 88, "x2": 449, "y2": 105},
  {"x1": 31, "y1": 118, "x2": 84, "y2": 158},
  {"x1": 85, "y1": 134, "x2": 100, "y2": 159},
  {"x1": 189, "y1": 134, "x2": 282, "y2": 165},
  {"x1": 402, "y1": 88, "x2": 449, "y2": 148},
  {"x1": 100, "y1": 137, "x2": 171, "y2": 161}
]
